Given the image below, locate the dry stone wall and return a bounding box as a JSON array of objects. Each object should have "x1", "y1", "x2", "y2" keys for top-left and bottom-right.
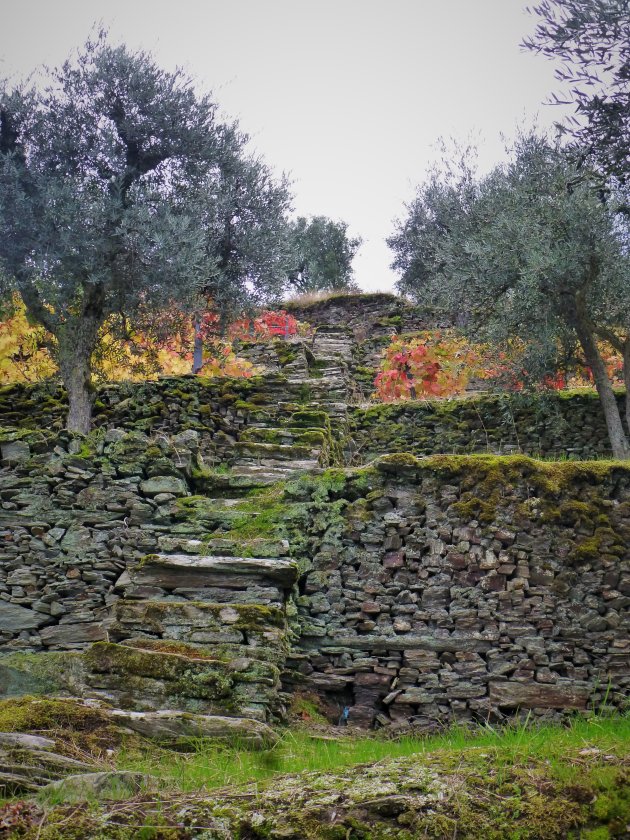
[
  {"x1": 0, "y1": 292, "x2": 628, "y2": 730},
  {"x1": 0, "y1": 428, "x2": 202, "y2": 651},
  {"x1": 285, "y1": 292, "x2": 453, "y2": 337},
  {"x1": 286, "y1": 455, "x2": 630, "y2": 728},
  {"x1": 349, "y1": 392, "x2": 619, "y2": 462}
]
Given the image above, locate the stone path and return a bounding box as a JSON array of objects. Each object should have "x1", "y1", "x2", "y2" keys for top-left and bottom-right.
[{"x1": 82, "y1": 323, "x2": 354, "y2": 731}]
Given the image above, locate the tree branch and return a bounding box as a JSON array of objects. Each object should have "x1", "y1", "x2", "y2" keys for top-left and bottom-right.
[
  {"x1": 19, "y1": 280, "x2": 56, "y2": 333},
  {"x1": 591, "y1": 322, "x2": 626, "y2": 354}
]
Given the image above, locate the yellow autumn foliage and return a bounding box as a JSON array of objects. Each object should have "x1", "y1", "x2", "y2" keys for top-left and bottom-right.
[{"x1": 0, "y1": 298, "x2": 257, "y2": 385}]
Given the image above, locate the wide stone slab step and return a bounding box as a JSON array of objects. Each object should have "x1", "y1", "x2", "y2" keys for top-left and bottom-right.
[
  {"x1": 239, "y1": 427, "x2": 304, "y2": 445},
  {"x1": 192, "y1": 470, "x2": 285, "y2": 494},
  {"x1": 233, "y1": 441, "x2": 319, "y2": 461},
  {"x1": 231, "y1": 462, "x2": 318, "y2": 480},
  {"x1": 120, "y1": 554, "x2": 298, "y2": 590},
  {"x1": 174, "y1": 497, "x2": 262, "y2": 529},
  {"x1": 84, "y1": 641, "x2": 280, "y2": 720},
  {"x1": 157, "y1": 535, "x2": 290, "y2": 559},
  {"x1": 107, "y1": 709, "x2": 277, "y2": 748}
]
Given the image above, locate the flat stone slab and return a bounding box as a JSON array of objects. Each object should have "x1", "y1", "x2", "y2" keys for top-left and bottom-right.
[
  {"x1": 0, "y1": 732, "x2": 56, "y2": 750},
  {"x1": 0, "y1": 603, "x2": 49, "y2": 632},
  {"x1": 41, "y1": 771, "x2": 152, "y2": 801},
  {"x1": 107, "y1": 709, "x2": 278, "y2": 748},
  {"x1": 85, "y1": 641, "x2": 278, "y2": 691},
  {"x1": 40, "y1": 622, "x2": 108, "y2": 647},
  {"x1": 130, "y1": 554, "x2": 299, "y2": 589},
  {"x1": 139, "y1": 476, "x2": 188, "y2": 496},
  {"x1": 113, "y1": 600, "x2": 286, "y2": 638},
  {"x1": 489, "y1": 680, "x2": 590, "y2": 710}
]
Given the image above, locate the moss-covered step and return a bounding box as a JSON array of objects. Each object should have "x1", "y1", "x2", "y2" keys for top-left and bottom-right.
[
  {"x1": 172, "y1": 495, "x2": 263, "y2": 531},
  {"x1": 229, "y1": 462, "x2": 320, "y2": 483},
  {"x1": 156, "y1": 534, "x2": 290, "y2": 559},
  {"x1": 239, "y1": 427, "x2": 302, "y2": 445},
  {"x1": 112, "y1": 634, "x2": 288, "y2": 668},
  {"x1": 118, "y1": 553, "x2": 298, "y2": 594},
  {"x1": 233, "y1": 440, "x2": 320, "y2": 463},
  {"x1": 106, "y1": 708, "x2": 277, "y2": 748},
  {"x1": 84, "y1": 641, "x2": 280, "y2": 719},
  {"x1": 191, "y1": 466, "x2": 291, "y2": 494},
  {"x1": 110, "y1": 602, "x2": 288, "y2": 651}
]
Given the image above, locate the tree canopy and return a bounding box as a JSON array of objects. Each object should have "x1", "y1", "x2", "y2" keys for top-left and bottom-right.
[
  {"x1": 388, "y1": 133, "x2": 630, "y2": 458},
  {"x1": 288, "y1": 215, "x2": 361, "y2": 294},
  {"x1": 523, "y1": 0, "x2": 630, "y2": 184},
  {"x1": 0, "y1": 33, "x2": 293, "y2": 432}
]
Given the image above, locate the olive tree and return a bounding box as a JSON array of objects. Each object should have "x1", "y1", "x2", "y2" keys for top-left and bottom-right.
[
  {"x1": 0, "y1": 34, "x2": 291, "y2": 432},
  {"x1": 389, "y1": 133, "x2": 630, "y2": 458},
  {"x1": 524, "y1": 0, "x2": 630, "y2": 184},
  {"x1": 288, "y1": 215, "x2": 362, "y2": 293},
  {"x1": 191, "y1": 154, "x2": 295, "y2": 370}
]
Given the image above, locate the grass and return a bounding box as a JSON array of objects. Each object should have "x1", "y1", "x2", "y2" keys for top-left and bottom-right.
[
  {"x1": 114, "y1": 713, "x2": 630, "y2": 794},
  {"x1": 283, "y1": 288, "x2": 396, "y2": 309},
  {"x1": 3, "y1": 713, "x2": 630, "y2": 838}
]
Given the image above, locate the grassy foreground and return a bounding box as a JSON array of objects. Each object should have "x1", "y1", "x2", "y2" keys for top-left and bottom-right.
[
  {"x1": 114, "y1": 713, "x2": 630, "y2": 794},
  {"x1": 1, "y1": 702, "x2": 629, "y2": 839}
]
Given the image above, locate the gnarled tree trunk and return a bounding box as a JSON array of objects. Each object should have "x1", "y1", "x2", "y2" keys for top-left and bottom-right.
[
  {"x1": 58, "y1": 319, "x2": 100, "y2": 435},
  {"x1": 624, "y1": 338, "x2": 630, "y2": 438},
  {"x1": 576, "y1": 320, "x2": 630, "y2": 459}
]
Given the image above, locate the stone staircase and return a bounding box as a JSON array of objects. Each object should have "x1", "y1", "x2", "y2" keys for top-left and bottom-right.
[
  {"x1": 85, "y1": 553, "x2": 297, "y2": 722},
  {"x1": 84, "y1": 323, "x2": 353, "y2": 731}
]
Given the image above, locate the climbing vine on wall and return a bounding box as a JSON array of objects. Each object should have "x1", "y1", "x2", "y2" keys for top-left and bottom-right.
[
  {"x1": 373, "y1": 333, "x2": 487, "y2": 401},
  {"x1": 373, "y1": 331, "x2": 625, "y2": 403}
]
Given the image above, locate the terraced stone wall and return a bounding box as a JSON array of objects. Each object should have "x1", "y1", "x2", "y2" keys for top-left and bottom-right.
[
  {"x1": 0, "y1": 426, "x2": 299, "y2": 722},
  {"x1": 348, "y1": 391, "x2": 620, "y2": 462},
  {"x1": 285, "y1": 292, "x2": 454, "y2": 337},
  {"x1": 0, "y1": 375, "x2": 294, "y2": 435},
  {"x1": 0, "y1": 374, "x2": 337, "y2": 467},
  {"x1": 0, "y1": 428, "x2": 204, "y2": 651},
  {"x1": 1, "y1": 373, "x2": 628, "y2": 730},
  {"x1": 288, "y1": 456, "x2": 630, "y2": 729},
  {"x1": 1, "y1": 377, "x2": 619, "y2": 463}
]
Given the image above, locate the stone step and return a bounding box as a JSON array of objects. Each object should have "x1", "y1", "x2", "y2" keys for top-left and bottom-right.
[
  {"x1": 312, "y1": 338, "x2": 353, "y2": 350},
  {"x1": 174, "y1": 496, "x2": 262, "y2": 530},
  {"x1": 239, "y1": 427, "x2": 317, "y2": 446},
  {"x1": 233, "y1": 441, "x2": 319, "y2": 462},
  {"x1": 106, "y1": 709, "x2": 277, "y2": 748},
  {"x1": 232, "y1": 457, "x2": 319, "y2": 472},
  {"x1": 157, "y1": 534, "x2": 290, "y2": 559},
  {"x1": 192, "y1": 469, "x2": 285, "y2": 495},
  {"x1": 84, "y1": 640, "x2": 280, "y2": 721},
  {"x1": 230, "y1": 463, "x2": 319, "y2": 483},
  {"x1": 111, "y1": 605, "x2": 288, "y2": 653},
  {"x1": 310, "y1": 362, "x2": 348, "y2": 373},
  {"x1": 118, "y1": 553, "x2": 299, "y2": 593},
  {"x1": 311, "y1": 343, "x2": 354, "y2": 359}
]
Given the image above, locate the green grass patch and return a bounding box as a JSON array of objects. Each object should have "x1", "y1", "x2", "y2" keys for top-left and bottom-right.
[{"x1": 114, "y1": 713, "x2": 630, "y2": 794}]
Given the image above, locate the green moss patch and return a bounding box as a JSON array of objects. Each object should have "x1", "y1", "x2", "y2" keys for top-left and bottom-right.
[{"x1": 0, "y1": 697, "x2": 125, "y2": 758}]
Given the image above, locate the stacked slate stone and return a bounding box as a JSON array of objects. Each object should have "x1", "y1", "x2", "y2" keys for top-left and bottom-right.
[
  {"x1": 0, "y1": 293, "x2": 628, "y2": 735},
  {"x1": 284, "y1": 292, "x2": 453, "y2": 337},
  {"x1": 287, "y1": 455, "x2": 630, "y2": 729}
]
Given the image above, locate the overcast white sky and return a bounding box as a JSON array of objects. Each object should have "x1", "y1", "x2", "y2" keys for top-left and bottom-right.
[{"x1": 0, "y1": 0, "x2": 569, "y2": 291}]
